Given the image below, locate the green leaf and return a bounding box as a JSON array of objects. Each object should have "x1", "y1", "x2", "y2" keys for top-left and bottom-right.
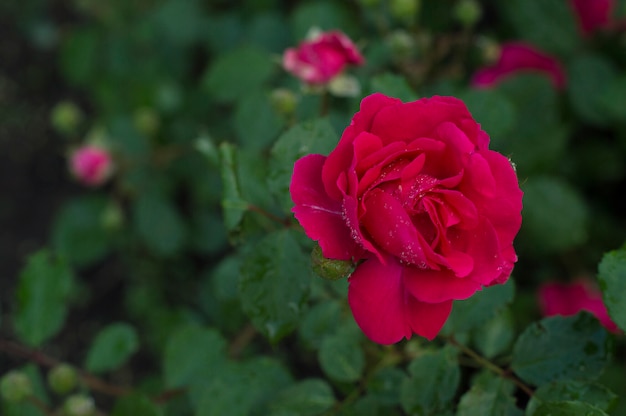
[
  {"x1": 369, "y1": 73, "x2": 418, "y2": 103},
  {"x1": 599, "y1": 76, "x2": 626, "y2": 122},
  {"x1": 269, "y1": 379, "x2": 336, "y2": 416},
  {"x1": 112, "y1": 394, "x2": 162, "y2": 416},
  {"x1": 202, "y1": 46, "x2": 275, "y2": 103},
  {"x1": 511, "y1": 313, "x2": 610, "y2": 386},
  {"x1": 13, "y1": 250, "x2": 74, "y2": 347},
  {"x1": 219, "y1": 142, "x2": 248, "y2": 233},
  {"x1": 366, "y1": 367, "x2": 405, "y2": 407},
  {"x1": 400, "y1": 346, "x2": 460, "y2": 415},
  {"x1": 163, "y1": 325, "x2": 227, "y2": 388},
  {"x1": 598, "y1": 248, "x2": 626, "y2": 332},
  {"x1": 567, "y1": 54, "x2": 618, "y2": 126},
  {"x1": 196, "y1": 357, "x2": 293, "y2": 416},
  {"x1": 133, "y1": 190, "x2": 186, "y2": 257},
  {"x1": 456, "y1": 371, "x2": 522, "y2": 416},
  {"x1": 234, "y1": 90, "x2": 284, "y2": 151},
  {"x1": 150, "y1": 0, "x2": 205, "y2": 46},
  {"x1": 85, "y1": 323, "x2": 139, "y2": 374},
  {"x1": 530, "y1": 401, "x2": 608, "y2": 416},
  {"x1": 526, "y1": 381, "x2": 618, "y2": 415},
  {"x1": 520, "y1": 176, "x2": 588, "y2": 253},
  {"x1": 442, "y1": 279, "x2": 515, "y2": 334},
  {"x1": 472, "y1": 307, "x2": 515, "y2": 359},
  {"x1": 298, "y1": 300, "x2": 342, "y2": 350},
  {"x1": 459, "y1": 89, "x2": 516, "y2": 143},
  {"x1": 51, "y1": 195, "x2": 112, "y2": 267},
  {"x1": 268, "y1": 118, "x2": 339, "y2": 212},
  {"x1": 318, "y1": 332, "x2": 365, "y2": 383},
  {"x1": 496, "y1": 0, "x2": 579, "y2": 55},
  {"x1": 239, "y1": 229, "x2": 310, "y2": 343}
]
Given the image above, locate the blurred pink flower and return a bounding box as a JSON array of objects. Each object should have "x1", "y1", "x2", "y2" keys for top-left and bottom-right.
[
  {"x1": 537, "y1": 279, "x2": 619, "y2": 333},
  {"x1": 569, "y1": 0, "x2": 614, "y2": 35},
  {"x1": 471, "y1": 42, "x2": 566, "y2": 90},
  {"x1": 70, "y1": 145, "x2": 113, "y2": 187},
  {"x1": 282, "y1": 30, "x2": 364, "y2": 85}
]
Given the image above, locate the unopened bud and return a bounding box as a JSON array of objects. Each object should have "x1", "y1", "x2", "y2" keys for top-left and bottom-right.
[
  {"x1": 133, "y1": 107, "x2": 160, "y2": 137},
  {"x1": 454, "y1": 0, "x2": 482, "y2": 28},
  {"x1": 51, "y1": 101, "x2": 83, "y2": 136},
  {"x1": 328, "y1": 74, "x2": 361, "y2": 98},
  {"x1": 390, "y1": 0, "x2": 421, "y2": 24},
  {"x1": 477, "y1": 37, "x2": 501, "y2": 64},
  {"x1": 48, "y1": 364, "x2": 78, "y2": 395},
  {"x1": 63, "y1": 394, "x2": 96, "y2": 416},
  {"x1": 387, "y1": 30, "x2": 416, "y2": 61},
  {"x1": 0, "y1": 371, "x2": 32, "y2": 403},
  {"x1": 311, "y1": 245, "x2": 354, "y2": 280},
  {"x1": 270, "y1": 88, "x2": 298, "y2": 115}
]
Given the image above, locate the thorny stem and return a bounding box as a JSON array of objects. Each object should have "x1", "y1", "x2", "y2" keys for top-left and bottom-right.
[
  {"x1": 0, "y1": 338, "x2": 184, "y2": 405},
  {"x1": 248, "y1": 204, "x2": 292, "y2": 227},
  {"x1": 0, "y1": 338, "x2": 131, "y2": 397},
  {"x1": 446, "y1": 336, "x2": 534, "y2": 398}
]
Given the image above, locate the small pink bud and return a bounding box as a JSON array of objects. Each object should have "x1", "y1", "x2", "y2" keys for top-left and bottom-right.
[{"x1": 70, "y1": 145, "x2": 113, "y2": 187}]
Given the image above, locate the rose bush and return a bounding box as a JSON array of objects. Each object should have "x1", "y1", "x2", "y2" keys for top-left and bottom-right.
[
  {"x1": 282, "y1": 30, "x2": 364, "y2": 85},
  {"x1": 290, "y1": 93, "x2": 523, "y2": 344}
]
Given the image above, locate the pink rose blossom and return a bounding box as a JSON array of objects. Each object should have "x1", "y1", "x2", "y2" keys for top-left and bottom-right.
[
  {"x1": 70, "y1": 145, "x2": 113, "y2": 187},
  {"x1": 471, "y1": 42, "x2": 566, "y2": 90},
  {"x1": 290, "y1": 93, "x2": 523, "y2": 344},
  {"x1": 569, "y1": 0, "x2": 614, "y2": 35},
  {"x1": 538, "y1": 279, "x2": 619, "y2": 333},
  {"x1": 282, "y1": 30, "x2": 364, "y2": 85}
]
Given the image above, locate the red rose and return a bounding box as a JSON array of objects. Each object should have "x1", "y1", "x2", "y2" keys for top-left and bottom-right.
[
  {"x1": 538, "y1": 279, "x2": 619, "y2": 333},
  {"x1": 70, "y1": 145, "x2": 113, "y2": 187},
  {"x1": 282, "y1": 30, "x2": 364, "y2": 85},
  {"x1": 472, "y1": 42, "x2": 566, "y2": 90},
  {"x1": 290, "y1": 93, "x2": 523, "y2": 344}
]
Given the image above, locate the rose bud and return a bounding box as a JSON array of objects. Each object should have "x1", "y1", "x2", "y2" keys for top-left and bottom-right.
[
  {"x1": 471, "y1": 42, "x2": 566, "y2": 90},
  {"x1": 69, "y1": 144, "x2": 113, "y2": 187},
  {"x1": 290, "y1": 93, "x2": 523, "y2": 344},
  {"x1": 282, "y1": 29, "x2": 364, "y2": 86},
  {"x1": 48, "y1": 363, "x2": 78, "y2": 395},
  {"x1": 0, "y1": 370, "x2": 32, "y2": 403}
]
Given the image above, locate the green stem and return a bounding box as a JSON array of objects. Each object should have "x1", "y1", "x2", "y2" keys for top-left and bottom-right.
[{"x1": 447, "y1": 336, "x2": 534, "y2": 397}]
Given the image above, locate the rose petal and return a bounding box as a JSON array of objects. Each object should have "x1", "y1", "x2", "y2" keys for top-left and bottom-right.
[
  {"x1": 362, "y1": 188, "x2": 429, "y2": 266},
  {"x1": 406, "y1": 297, "x2": 453, "y2": 341},
  {"x1": 570, "y1": 0, "x2": 613, "y2": 35},
  {"x1": 451, "y1": 218, "x2": 505, "y2": 285},
  {"x1": 370, "y1": 96, "x2": 476, "y2": 144},
  {"x1": 291, "y1": 154, "x2": 364, "y2": 260},
  {"x1": 479, "y1": 150, "x2": 523, "y2": 246},
  {"x1": 404, "y1": 266, "x2": 482, "y2": 303},
  {"x1": 347, "y1": 257, "x2": 412, "y2": 344}
]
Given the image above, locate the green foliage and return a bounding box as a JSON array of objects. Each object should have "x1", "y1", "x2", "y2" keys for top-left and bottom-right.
[
  {"x1": 400, "y1": 346, "x2": 460, "y2": 415},
  {"x1": 51, "y1": 195, "x2": 114, "y2": 267},
  {"x1": 598, "y1": 247, "x2": 626, "y2": 332},
  {"x1": 511, "y1": 313, "x2": 610, "y2": 386},
  {"x1": 84, "y1": 323, "x2": 139, "y2": 373},
  {"x1": 520, "y1": 176, "x2": 588, "y2": 254},
  {"x1": 239, "y1": 229, "x2": 310, "y2": 342},
  {"x1": 456, "y1": 371, "x2": 522, "y2": 416},
  {"x1": 13, "y1": 250, "x2": 74, "y2": 347},
  {"x1": 268, "y1": 379, "x2": 336, "y2": 416}
]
